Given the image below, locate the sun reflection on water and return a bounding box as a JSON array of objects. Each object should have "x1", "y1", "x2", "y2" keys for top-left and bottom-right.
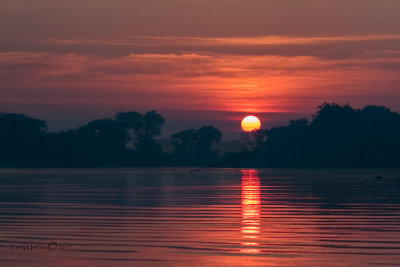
[{"x1": 241, "y1": 169, "x2": 261, "y2": 254}]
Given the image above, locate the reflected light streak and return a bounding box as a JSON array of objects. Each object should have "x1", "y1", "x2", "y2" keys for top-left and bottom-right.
[{"x1": 240, "y1": 169, "x2": 261, "y2": 254}]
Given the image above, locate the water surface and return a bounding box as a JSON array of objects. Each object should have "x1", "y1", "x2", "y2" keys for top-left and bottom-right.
[{"x1": 0, "y1": 168, "x2": 399, "y2": 266}]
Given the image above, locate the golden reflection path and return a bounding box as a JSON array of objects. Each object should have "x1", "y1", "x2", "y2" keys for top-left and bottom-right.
[{"x1": 240, "y1": 169, "x2": 261, "y2": 254}]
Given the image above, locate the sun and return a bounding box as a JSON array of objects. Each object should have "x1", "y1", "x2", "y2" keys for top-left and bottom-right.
[{"x1": 241, "y1": 116, "x2": 261, "y2": 132}]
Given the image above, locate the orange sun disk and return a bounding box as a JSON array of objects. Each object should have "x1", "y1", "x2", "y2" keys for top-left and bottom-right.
[{"x1": 241, "y1": 116, "x2": 261, "y2": 132}]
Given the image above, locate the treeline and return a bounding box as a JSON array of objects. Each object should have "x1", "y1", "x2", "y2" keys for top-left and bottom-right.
[
  {"x1": 1, "y1": 103, "x2": 400, "y2": 168},
  {"x1": 224, "y1": 103, "x2": 400, "y2": 168},
  {"x1": 0, "y1": 111, "x2": 221, "y2": 167}
]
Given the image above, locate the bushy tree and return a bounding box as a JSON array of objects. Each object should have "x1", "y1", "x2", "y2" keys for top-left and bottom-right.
[
  {"x1": 0, "y1": 110, "x2": 166, "y2": 167},
  {"x1": 172, "y1": 126, "x2": 222, "y2": 166},
  {"x1": 0, "y1": 113, "x2": 48, "y2": 166}
]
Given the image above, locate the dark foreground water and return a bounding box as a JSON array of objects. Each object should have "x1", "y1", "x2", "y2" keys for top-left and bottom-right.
[{"x1": 0, "y1": 168, "x2": 400, "y2": 267}]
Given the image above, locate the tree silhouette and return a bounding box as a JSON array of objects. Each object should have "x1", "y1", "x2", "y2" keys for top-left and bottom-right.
[
  {"x1": 223, "y1": 103, "x2": 400, "y2": 168},
  {"x1": 0, "y1": 113, "x2": 48, "y2": 167},
  {"x1": 171, "y1": 129, "x2": 197, "y2": 155},
  {"x1": 74, "y1": 118, "x2": 126, "y2": 166},
  {"x1": 239, "y1": 128, "x2": 268, "y2": 151},
  {"x1": 172, "y1": 126, "x2": 222, "y2": 166},
  {"x1": 0, "y1": 110, "x2": 166, "y2": 167},
  {"x1": 115, "y1": 111, "x2": 164, "y2": 149},
  {"x1": 2, "y1": 103, "x2": 400, "y2": 168},
  {"x1": 115, "y1": 110, "x2": 165, "y2": 165}
]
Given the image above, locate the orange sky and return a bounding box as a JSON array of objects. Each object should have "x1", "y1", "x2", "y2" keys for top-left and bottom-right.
[{"x1": 1, "y1": 0, "x2": 400, "y2": 138}]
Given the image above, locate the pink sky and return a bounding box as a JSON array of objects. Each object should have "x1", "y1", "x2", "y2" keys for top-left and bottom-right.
[{"x1": 1, "y1": 0, "x2": 400, "y2": 138}]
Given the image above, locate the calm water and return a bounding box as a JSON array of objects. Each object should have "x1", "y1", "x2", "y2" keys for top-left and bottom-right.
[{"x1": 0, "y1": 168, "x2": 400, "y2": 267}]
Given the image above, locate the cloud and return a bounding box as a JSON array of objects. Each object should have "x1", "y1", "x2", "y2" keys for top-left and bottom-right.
[
  {"x1": 1, "y1": 34, "x2": 400, "y2": 136},
  {"x1": 1, "y1": 0, "x2": 400, "y2": 137},
  {"x1": 2, "y1": 34, "x2": 400, "y2": 61},
  {"x1": 1, "y1": 48, "x2": 400, "y2": 108}
]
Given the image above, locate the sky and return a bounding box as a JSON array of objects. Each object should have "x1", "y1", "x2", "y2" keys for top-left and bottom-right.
[{"x1": 1, "y1": 0, "x2": 400, "y2": 139}]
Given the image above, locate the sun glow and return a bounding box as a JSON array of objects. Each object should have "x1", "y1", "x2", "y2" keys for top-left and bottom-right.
[{"x1": 241, "y1": 116, "x2": 261, "y2": 132}]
